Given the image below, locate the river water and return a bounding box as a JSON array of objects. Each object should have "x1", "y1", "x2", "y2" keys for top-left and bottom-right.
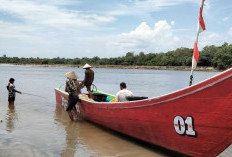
[{"x1": 0, "y1": 64, "x2": 223, "y2": 157}]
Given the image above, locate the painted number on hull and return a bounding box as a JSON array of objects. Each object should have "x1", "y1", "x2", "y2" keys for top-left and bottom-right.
[{"x1": 174, "y1": 116, "x2": 196, "y2": 137}]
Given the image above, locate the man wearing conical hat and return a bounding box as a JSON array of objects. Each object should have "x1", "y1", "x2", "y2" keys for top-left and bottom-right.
[
  {"x1": 82, "y1": 63, "x2": 94, "y2": 95},
  {"x1": 65, "y1": 71, "x2": 81, "y2": 121}
]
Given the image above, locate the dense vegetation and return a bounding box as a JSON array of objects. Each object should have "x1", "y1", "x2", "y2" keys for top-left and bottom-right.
[{"x1": 0, "y1": 42, "x2": 231, "y2": 70}]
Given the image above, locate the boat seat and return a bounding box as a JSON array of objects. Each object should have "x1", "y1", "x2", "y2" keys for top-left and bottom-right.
[{"x1": 126, "y1": 96, "x2": 148, "y2": 101}]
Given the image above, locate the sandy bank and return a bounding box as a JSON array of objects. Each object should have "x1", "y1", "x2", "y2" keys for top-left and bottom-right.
[{"x1": 2, "y1": 63, "x2": 218, "y2": 72}]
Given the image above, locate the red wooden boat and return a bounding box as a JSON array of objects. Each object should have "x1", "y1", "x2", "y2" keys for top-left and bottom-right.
[{"x1": 55, "y1": 67, "x2": 232, "y2": 157}]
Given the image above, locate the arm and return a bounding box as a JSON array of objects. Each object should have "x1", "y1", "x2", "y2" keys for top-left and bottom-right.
[
  {"x1": 9, "y1": 84, "x2": 21, "y2": 94},
  {"x1": 14, "y1": 89, "x2": 22, "y2": 94},
  {"x1": 6, "y1": 83, "x2": 10, "y2": 90},
  {"x1": 74, "y1": 80, "x2": 81, "y2": 94},
  {"x1": 65, "y1": 83, "x2": 68, "y2": 92}
]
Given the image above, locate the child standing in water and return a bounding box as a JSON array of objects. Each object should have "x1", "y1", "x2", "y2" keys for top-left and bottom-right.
[{"x1": 7, "y1": 78, "x2": 22, "y2": 105}]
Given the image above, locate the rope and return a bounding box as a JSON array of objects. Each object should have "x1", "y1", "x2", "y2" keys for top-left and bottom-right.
[
  {"x1": 59, "y1": 83, "x2": 65, "y2": 89},
  {"x1": 91, "y1": 84, "x2": 97, "y2": 92},
  {"x1": 22, "y1": 93, "x2": 48, "y2": 99}
]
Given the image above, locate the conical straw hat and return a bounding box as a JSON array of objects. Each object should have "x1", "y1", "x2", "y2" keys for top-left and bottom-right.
[
  {"x1": 65, "y1": 71, "x2": 78, "y2": 79},
  {"x1": 83, "y1": 63, "x2": 92, "y2": 69}
]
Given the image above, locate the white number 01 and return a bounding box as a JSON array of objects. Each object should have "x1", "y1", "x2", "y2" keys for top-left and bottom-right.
[{"x1": 173, "y1": 116, "x2": 196, "y2": 136}]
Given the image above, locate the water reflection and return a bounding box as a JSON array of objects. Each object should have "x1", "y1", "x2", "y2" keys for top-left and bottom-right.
[
  {"x1": 55, "y1": 104, "x2": 93, "y2": 157},
  {"x1": 61, "y1": 122, "x2": 80, "y2": 157},
  {"x1": 54, "y1": 104, "x2": 184, "y2": 157},
  {"x1": 6, "y1": 104, "x2": 18, "y2": 132}
]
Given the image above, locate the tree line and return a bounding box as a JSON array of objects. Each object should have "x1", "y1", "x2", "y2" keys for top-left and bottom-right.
[{"x1": 0, "y1": 42, "x2": 231, "y2": 70}]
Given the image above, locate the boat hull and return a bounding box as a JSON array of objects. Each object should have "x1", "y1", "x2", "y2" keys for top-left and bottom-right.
[{"x1": 55, "y1": 68, "x2": 232, "y2": 157}]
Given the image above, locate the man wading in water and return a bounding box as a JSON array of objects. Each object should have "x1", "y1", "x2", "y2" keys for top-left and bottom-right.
[
  {"x1": 65, "y1": 71, "x2": 81, "y2": 121},
  {"x1": 7, "y1": 78, "x2": 22, "y2": 105}
]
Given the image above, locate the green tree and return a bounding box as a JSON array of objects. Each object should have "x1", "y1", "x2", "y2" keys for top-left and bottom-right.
[
  {"x1": 213, "y1": 43, "x2": 232, "y2": 70},
  {"x1": 198, "y1": 45, "x2": 217, "y2": 66}
]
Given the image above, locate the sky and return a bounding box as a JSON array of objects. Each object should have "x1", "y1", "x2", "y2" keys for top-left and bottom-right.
[{"x1": 0, "y1": 0, "x2": 231, "y2": 58}]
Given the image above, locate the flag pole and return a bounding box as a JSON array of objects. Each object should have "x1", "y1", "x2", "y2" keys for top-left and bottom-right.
[
  {"x1": 189, "y1": 0, "x2": 206, "y2": 86},
  {"x1": 189, "y1": 70, "x2": 194, "y2": 86}
]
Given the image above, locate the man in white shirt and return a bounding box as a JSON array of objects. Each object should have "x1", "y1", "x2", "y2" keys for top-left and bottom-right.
[{"x1": 115, "y1": 82, "x2": 133, "y2": 102}]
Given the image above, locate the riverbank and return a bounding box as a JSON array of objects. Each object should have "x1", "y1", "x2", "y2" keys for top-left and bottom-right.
[
  {"x1": 93, "y1": 65, "x2": 218, "y2": 71},
  {"x1": 1, "y1": 63, "x2": 218, "y2": 71}
]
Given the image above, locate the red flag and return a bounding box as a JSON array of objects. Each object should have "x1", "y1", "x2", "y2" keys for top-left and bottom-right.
[
  {"x1": 190, "y1": 0, "x2": 206, "y2": 85},
  {"x1": 199, "y1": 8, "x2": 205, "y2": 30},
  {"x1": 193, "y1": 42, "x2": 199, "y2": 63},
  {"x1": 197, "y1": 0, "x2": 206, "y2": 34},
  {"x1": 192, "y1": 42, "x2": 199, "y2": 69},
  {"x1": 192, "y1": 0, "x2": 206, "y2": 69}
]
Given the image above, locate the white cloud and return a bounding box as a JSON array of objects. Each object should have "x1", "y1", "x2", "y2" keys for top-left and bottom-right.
[
  {"x1": 33, "y1": 0, "x2": 81, "y2": 6},
  {"x1": 171, "y1": 21, "x2": 175, "y2": 26},
  {"x1": 199, "y1": 32, "x2": 223, "y2": 47},
  {"x1": 229, "y1": 27, "x2": 232, "y2": 36},
  {"x1": 0, "y1": 0, "x2": 116, "y2": 58},
  {"x1": 107, "y1": 20, "x2": 180, "y2": 54},
  {"x1": 110, "y1": 0, "x2": 198, "y2": 16},
  {"x1": 190, "y1": 31, "x2": 232, "y2": 50},
  {"x1": 0, "y1": 21, "x2": 39, "y2": 40},
  {"x1": 223, "y1": 16, "x2": 230, "y2": 22},
  {"x1": 0, "y1": 19, "x2": 115, "y2": 58},
  {"x1": 0, "y1": 0, "x2": 114, "y2": 29}
]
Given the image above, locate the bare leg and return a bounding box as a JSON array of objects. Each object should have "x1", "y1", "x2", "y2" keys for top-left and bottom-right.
[
  {"x1": 67, "y1": 111, "x2": 74, "y2": 121},
  {"x1": 73, "y1": 108, "x2": 78, "y2": 116},
  {"x1": 72, "y1": 107, "x2": 78, "y2": 120},
  {"x1": 8, "y1": 101, "x2": 14, "y2": 105},
  {"x1": 76, "y1": 102, "x2": 83, "y2": 120}
]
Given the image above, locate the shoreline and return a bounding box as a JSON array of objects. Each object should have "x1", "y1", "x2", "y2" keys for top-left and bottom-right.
[{"x1": 1, "y1": 63, "x2": 219, "y2": 72}]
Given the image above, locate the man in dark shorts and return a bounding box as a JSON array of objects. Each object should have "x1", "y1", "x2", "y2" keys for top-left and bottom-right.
[
  {"x1": 82, "y1": 63, "x2": 94, "y2": 94},
  {"x1": 65, "y1": 71, "x2": 81, "y2": 121},
  {"x1": 7, "y1": 78, "x2": 22, "y2": 105}
]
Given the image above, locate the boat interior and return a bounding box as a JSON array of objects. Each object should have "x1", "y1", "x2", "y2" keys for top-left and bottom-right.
[{"x1": 91, "y1": 90, "x2": 148, "y2": 102}]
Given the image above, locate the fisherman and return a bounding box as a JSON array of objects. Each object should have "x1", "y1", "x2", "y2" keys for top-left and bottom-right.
[
  {"x1": 115, "y1": 82, "x2": 133, "y2": 102},
  {"x1": 6, "y1": 78, "x2": 22, "y2": 105},
  {"x1": 82, "y1": 63, "x2": 94, "y2": 95},
  {"x1": 65, "y1": 71, "x2": 81, "y2": 121}
]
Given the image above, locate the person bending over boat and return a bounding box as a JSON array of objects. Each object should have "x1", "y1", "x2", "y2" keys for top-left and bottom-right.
[
  {"x1": 65, "y1": 71, "x2": 81, "y2": 121},
  {"x1": 81, "y1": 63, "x2": 94, "y2": 96},
  {"x1": 6, "y1": 78, "x2": 22, "y2": 105},
  {"x1": 115, "y1": 82, "x2": 133, "y2": 102}
]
